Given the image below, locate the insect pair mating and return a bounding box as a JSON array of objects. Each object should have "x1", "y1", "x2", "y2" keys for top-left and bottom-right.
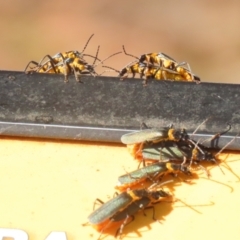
[
  {"x1": 103, "y1": 46, "x2": 201, "y2": 86},
  {"x1": 25, "y1": 34, "x2": 121, "y2": 83}
]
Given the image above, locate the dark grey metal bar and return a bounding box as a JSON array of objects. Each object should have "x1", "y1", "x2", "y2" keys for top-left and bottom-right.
[
  {"x1": 0, "y1": 121, "x2": 130, "y2": 142},
  {"x1": 0, "y1": 70, "x2": 239, "y2": 149},
  {"x1": 0, "y1": 121, "x2": 239, "y2": 150}
]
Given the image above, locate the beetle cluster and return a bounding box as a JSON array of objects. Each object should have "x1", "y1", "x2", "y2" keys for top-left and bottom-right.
[
  {"x1": 25, "y1": 34, "x2": 200, "y2": 86},
  {"x1": 84, "y1": 125, "x2": 226, "y2": 239}
]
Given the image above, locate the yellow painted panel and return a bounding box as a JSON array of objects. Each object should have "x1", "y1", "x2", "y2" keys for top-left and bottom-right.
[{"x1": 0, "y1": 137, "x2": 239, "y2": 240}]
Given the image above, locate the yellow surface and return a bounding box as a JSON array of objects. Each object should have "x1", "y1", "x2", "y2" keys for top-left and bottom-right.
[{"x1": 0, "y1": 137, "x2": 240, "y2": 240}]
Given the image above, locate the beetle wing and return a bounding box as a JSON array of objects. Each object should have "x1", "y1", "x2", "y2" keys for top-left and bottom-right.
[
  {"x1": 88, "y1": 192, "x2": 133, "y2": 225},
  {"x1": 142, "y1": 143, "x2": 189, "y2": 161},
  {"x1": 117, "y1": 162, "x2": 168, "y2": 187},
  {"x1": 121, "y1": 128, "x2": 169, "y2": 144}
]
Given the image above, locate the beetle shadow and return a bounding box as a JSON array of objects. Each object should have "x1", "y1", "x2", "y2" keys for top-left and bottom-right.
[
  {"x1": 213, "y1": 151, "x2": 240, "y2": 182},
  {"x1": 197, "y1": 151, "x2": 240, "y2": 184}
]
